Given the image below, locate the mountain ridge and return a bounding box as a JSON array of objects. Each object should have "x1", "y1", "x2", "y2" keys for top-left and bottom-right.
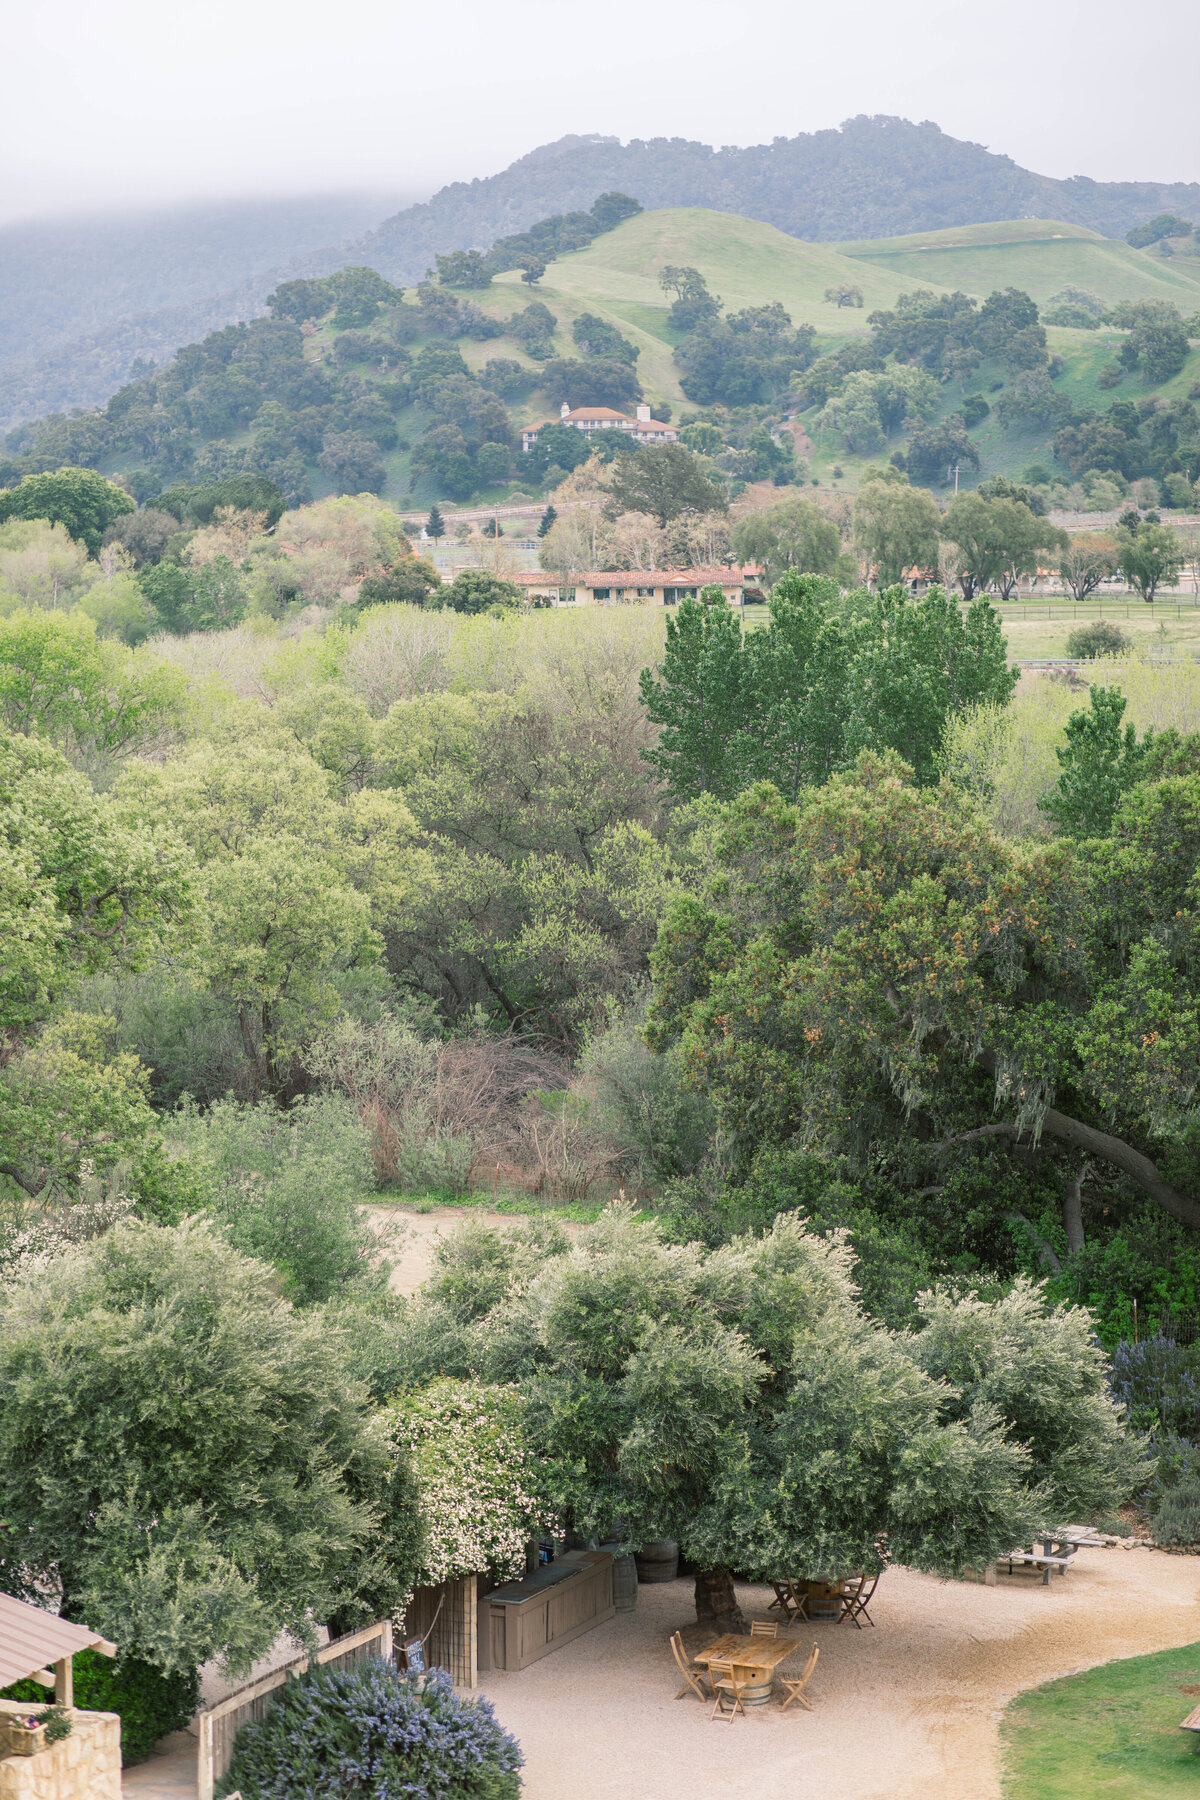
[
  {"x1": 351, "y1": 117, "x2": 1200, "y2": 285},
  {"x1": 4, "y1": 117, "x2": 1199, "y2": 430}
]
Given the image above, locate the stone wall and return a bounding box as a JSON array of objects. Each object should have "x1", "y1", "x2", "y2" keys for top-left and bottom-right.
[{"x1": 0, "y1": 1702, "x2": 121, "y2": 1800}]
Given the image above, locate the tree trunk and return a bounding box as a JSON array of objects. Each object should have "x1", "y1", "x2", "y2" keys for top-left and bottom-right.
[
  {"x1": 1063, "y1": 1161, "x2": 1089, "y2": 1255},
  {"x1": 238, "y1": 1006, "x2": 265, "y2": 1096},
  {"x1": 970, "y1": 1050, "x2": 1200, "y2": 1232},
  {"x1": 693, "y1": 1567, "x2": 746, "y2": 1632}
]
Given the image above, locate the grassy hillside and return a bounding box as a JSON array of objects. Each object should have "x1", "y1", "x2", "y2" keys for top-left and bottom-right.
[
  {"x1": 835, "y1": 218, "x2": 1200, "y2": 311},
  {"x1": 274, "y1": 206, "x2": 1200, "y2": 501},
  {"x1": 22, "y1": 203, "x2": 1199, "y2": 514},
  {"x1": 474, "y1": 208, "x2": 955, "y2": 410}
]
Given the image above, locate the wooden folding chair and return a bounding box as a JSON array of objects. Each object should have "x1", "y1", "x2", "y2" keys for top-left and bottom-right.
[
  {"x1": 779, "y1": 1644, "x2": 819, "y2": 1712},
  {"x1": 750, "y1": 1620, "x2": 778, "y2": 1639},
  {"x1": 768, "y1": 1580, "x2": 797, "y2": 1621},
  {"x1": 840, "y1": 1570, "x2": 881, "y2": 1628},
  {"x1": 670, "y1": 1631, "x2": 710, "y2": 1703},
  {"x1": 709, "y1": 1657, "x2": 749, "y2": 1723}
]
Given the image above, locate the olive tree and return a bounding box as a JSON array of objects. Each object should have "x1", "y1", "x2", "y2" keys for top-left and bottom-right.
[
  {"x1": 0, "y1": 1219, "x2": 421, "y2": 1678},
  {"x1": 422, "y1": 1207, "x2": 1143, "y2": 1628}
]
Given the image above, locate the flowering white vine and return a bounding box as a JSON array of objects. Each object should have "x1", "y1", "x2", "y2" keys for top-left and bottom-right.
[{"x1": 388, "y1": 1378, "x2": 555, "y2": 1587}]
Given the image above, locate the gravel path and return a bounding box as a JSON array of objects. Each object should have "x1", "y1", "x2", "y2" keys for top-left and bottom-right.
[{"x1": 477, "y1": 1551, "x2": 1200, "y2": 1800}]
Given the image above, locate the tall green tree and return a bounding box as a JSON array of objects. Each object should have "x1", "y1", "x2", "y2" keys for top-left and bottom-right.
[
  {"x1": 425, "y1": 505, "x2": 445, "y2": 541},
  {"x1": 0, "y1": 724, "x2": 192, "y2": 1038},
  {"x1": 648, "y1": 757, "x2": 1200, "y2": 1233},
  {"x1": 637, "y1": 595, "x2": 745, "y2": 798},
  {"x1": 942, "y1": 495, "x2": 1067, "y2": 601},
  {"x1": 605, "y1": 444, "x2": 727, "y2": 530},
  {"x1": 1117, "y1": 518, "x2": 1184, "y2": 601},
  {"x1": 0, "y1": 1219, "x2": 420, "y2": 1678},
  {"x1": 844, "y1": 584, "x2": 1017, "y2": 785},
  {"x1": 729, "y1": 496, "x2": 845, "y2": 584},
  {"x1": 733, "y1": 575, "x2": 850, "y2": 796},
  {"x1": 427, "y1": 1207, "x2": 1141, "y2": 1629},
  {"x1": 0, "y1": 610, "x2": 186, "y2": 760},
  {"x1": 119, "y1": 739, "x2": 423, "y2": 1094},
  {"x1": 0, "y1": 467, "x2": 135, "y2": 556},
  {"x1": 853, "y1": 472, "x2": 942, "y2": 587},
  {"x1": 1040, "y1": 685, "x2": 1147, "y2": 838},
  {"x1": 639, "y1": 580, "x2": 1014, "y2": 798}
]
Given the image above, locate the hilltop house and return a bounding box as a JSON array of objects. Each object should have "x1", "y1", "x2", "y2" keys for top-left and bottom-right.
[
  {"x1": 508, "y1": 566, "x2": 762, "y2": 606},
  {"x1": 521, "y1": 403, "x2": 679, "y2": 454}
]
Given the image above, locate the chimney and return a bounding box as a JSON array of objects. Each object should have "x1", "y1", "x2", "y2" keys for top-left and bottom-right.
[
  {"x1": 636, "y1": 404, "x2": 651, "y2": 422},
  {"x1": 560, "y1": 401, "x2": 571, "y2": 420}
]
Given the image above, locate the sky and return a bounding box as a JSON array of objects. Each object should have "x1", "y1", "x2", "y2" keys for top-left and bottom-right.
[{"x1": 3, "y1": 0, "x2": 1199, "y2": 225}]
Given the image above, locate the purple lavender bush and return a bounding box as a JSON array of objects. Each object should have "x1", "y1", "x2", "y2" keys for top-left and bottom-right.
[{"x1": 218, "y1": 1658, "x2": 522, "y2": 1799}]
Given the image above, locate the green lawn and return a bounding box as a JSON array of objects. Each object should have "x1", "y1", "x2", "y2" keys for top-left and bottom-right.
[{"x1": 1001, "y1": 1641, "x2": 1200, "y2": 1798}]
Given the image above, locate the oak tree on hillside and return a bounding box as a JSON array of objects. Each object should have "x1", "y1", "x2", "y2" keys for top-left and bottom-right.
[{"x1": 604, "y1": 444, "x2": 727, "y2": 530}]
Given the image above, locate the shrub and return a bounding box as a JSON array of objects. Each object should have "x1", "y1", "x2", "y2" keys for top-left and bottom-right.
[
  {"x1": 574, "y1": 1006, "x2": 715, "y2": 1186},
  {"x1": 3, "y1": 1649, "x2": 198, "y2": 1765},
  {"x1": 305, "y1": 1015, "x2": 562, "y2": 1195},
  {"x1": 1109, "y1": 1335, "x2": 1200, "y2": 1439},
  {"x1": 167, "y1": 1094, "x2": 380, "y2": 1303},
  {"x1": 218, "y1": 1659, "x2": 521, "y2": 1800},
  {"x1": 1152, "y1": 1476, "x2": 1200, "y2": 1546},
  {"x1": 1066, "y1": 620, "x2": 1130, "y2": 660}
]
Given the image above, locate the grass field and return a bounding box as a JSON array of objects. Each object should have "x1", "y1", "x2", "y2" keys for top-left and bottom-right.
[
  {"x1": 1001, "y1": 1640, "x2": 1200, "y2": 1798},
  {"x1": 739, "y1": 594, "x2": 1200, "y2": 659},
  {"x1": 996, "y1": 599, "x2": 1200, "y2": 659},
  {"x1": 835, "y1": 218, "x2": 1200, "y2": 314}
]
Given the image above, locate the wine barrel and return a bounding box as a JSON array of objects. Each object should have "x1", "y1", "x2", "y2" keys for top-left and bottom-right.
[
  {"x1": 611, "y1": 1553, "x2": 638, "y2": 1611},
  {"x1": 634, "y1": 1540, "x2": 679, "y2": 1583},
  {"x1": 736, "y1": 1676, "x2": 773, "y2": 1709},
  {"x1": 796, "y1": 1578, "x2": 843, "y2": 1620}
]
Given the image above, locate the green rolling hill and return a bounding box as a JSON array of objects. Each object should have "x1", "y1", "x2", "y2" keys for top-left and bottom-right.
[
  {"x1": 23, "y1": 204, "x2": 1199, "y2": 511},
  {"x1": 315, "y1": 207, "x2": 1200, "y2": 499},
  {"x1": 835, "y1": 218, "x2": 1200, "y2": 312},
  {"x1": 467, "y1": 208, "x2": 958, "y2": 409}
]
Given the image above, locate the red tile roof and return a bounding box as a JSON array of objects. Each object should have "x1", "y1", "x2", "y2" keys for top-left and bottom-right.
[
  {"x1": 502, "y1": 567, "x2": 761, "y2": 587},
  {"x1": 576, "y1": 566, "x2": 761, "y2": 585}
]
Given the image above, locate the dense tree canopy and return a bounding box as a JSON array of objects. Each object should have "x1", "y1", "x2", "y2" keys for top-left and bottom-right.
[
  {"x1": 604, "y1": 444, "x2": 727, "y2": 529},
  {"x1": 0, "y1": 468, "x2": 135, "y2": 556},
  {"x1": 942, "y1": 494, "x2": 1068, "y2": 601},
  {"x1": 0, "y1": 1220, "x2": 421, "y2": 1676},
  {"x1": 422, "y1": 1205, "x2": 1141, "y2": 1626},
  {"x1": 648, "y1": 752, "x2": 1200, "y2": 1233},
  {"x1": 639, "y1": 576, "x2": 1015, "y2": 799},
  {"x1": 853, "y1": 472, "x2": 943, "y2": 585}
]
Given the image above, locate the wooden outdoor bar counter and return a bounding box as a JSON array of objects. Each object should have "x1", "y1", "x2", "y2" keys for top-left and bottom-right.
[{"x1": 479, "y1": 1550, "x2": 614, "y2": 1673}]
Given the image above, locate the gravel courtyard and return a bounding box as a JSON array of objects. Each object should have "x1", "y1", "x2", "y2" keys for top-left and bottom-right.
[{"x1": 477, "y1": 1550, "x2": 1200, "y2": 1800}]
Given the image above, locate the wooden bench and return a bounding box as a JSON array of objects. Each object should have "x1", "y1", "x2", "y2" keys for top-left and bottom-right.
[
  {"x1": 997, "y1": 1551, "x2": 1074, "y2": 1586},
  {"x1": 1180, "y1": 1702, "x2": 1200, "y2": 1743}
]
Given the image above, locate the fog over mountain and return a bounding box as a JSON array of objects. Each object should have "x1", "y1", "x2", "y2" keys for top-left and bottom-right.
[{"x1": 4, "y1": 117, "x2": 1199, "y2": 430}]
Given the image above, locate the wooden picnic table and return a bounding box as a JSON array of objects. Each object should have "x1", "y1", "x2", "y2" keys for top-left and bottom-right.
[
  {"x1": 693, "y1": 1633, "x2": 798, "y2": 1707},
  {"x1": 998, "y1": 1537, "x2": 1080, "y2": 1586}
]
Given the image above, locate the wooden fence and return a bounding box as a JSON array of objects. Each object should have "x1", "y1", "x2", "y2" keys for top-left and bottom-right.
[
  {"x1": 195, "y1": 1619, "x2": 392, "y2": 1800},
  {"x1": 403, "y1": 1575, "x2": 478, "y2": 1689}
]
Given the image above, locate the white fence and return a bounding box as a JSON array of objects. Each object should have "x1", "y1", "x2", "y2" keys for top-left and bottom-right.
[{"x1": 195, "y1": 1619, "x2": 392, "y2": 1800}]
